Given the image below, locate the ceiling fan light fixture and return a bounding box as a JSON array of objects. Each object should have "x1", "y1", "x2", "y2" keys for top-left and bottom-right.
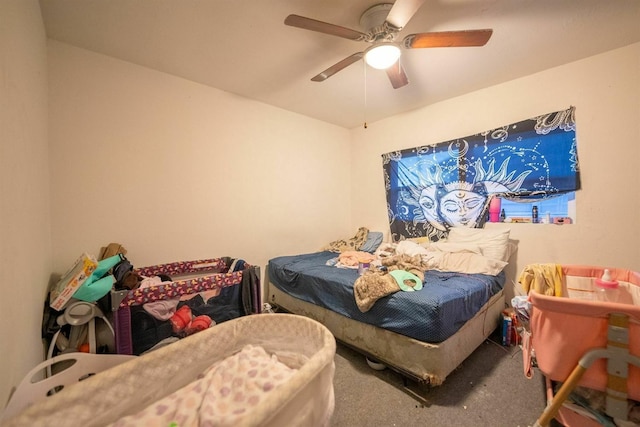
[{"x1": 364, "y1": 43, "x2": 401, "y2": 69}]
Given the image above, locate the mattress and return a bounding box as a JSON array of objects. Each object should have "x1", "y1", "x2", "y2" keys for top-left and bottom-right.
[
  {"x1": 268, "y1": 282, "x2": 504, "y2": 384},
  {"x1": 268, "y1": 251, "x2": 505, "y2": 343}
]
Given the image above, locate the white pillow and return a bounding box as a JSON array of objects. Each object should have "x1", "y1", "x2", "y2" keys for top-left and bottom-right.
[
  {"x1": 423, "y1": 251, "x2": 508, "y2": 275},
  {"x1": 446, "y1": 227, "x2": 511, "y2": 262},
  {"x1": 429, "y1": 241, "x2": 482, "y2": 254}
]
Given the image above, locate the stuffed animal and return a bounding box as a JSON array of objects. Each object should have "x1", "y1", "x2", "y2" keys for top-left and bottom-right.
[{"x1": 169, "y1": 305, "x2": 213, "y2": 337}]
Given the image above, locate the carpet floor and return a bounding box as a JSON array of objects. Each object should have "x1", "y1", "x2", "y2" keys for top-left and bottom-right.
[{"x1": 330, "y1": 332, "x2": 549, "y2": 427}]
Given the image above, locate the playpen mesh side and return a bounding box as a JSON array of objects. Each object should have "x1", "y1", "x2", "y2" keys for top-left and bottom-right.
[{"x1": 112, "y1": 259, "x2": 261, "y2": 355}]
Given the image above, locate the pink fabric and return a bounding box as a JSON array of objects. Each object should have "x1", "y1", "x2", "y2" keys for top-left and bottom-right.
[
  {"x1": 529, "y1": 265, "x2": 640, "y2": 401},
  {"x1": 337, "y1": 251, "x2": 376, "y2": 268}
]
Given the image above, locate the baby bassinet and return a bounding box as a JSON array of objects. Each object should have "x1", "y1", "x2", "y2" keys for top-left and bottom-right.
[
  {"x1": 523, "y1": 265, "x2": 640, "y2": 426},
  {"x1": 2, "y1": 313, "x2": 336, "y2": 427}
]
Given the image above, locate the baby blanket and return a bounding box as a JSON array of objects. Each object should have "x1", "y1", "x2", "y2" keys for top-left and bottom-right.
[{"x1": 108, "y1": 345, "x2": 296, "y2": 427}]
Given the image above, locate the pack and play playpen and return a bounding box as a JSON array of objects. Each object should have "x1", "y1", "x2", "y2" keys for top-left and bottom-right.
[
  {"x1": 523, "y1": 265, "x2": 640, "y2": 427},
  {"x1": 108, "y1": 257, "x2": 261, "y2": 355}
]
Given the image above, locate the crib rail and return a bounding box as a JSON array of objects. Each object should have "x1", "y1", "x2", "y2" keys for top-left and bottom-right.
[{"x1": 134, "y1": 257, "x2": 231, "y2": 277}]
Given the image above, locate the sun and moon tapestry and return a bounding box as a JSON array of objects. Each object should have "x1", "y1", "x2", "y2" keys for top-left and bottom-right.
[{"x1": 383, "y1": 106, "x2": 580, "y2": 242}]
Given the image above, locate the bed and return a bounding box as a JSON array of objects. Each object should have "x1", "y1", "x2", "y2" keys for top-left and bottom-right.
[
  {"x1": 104, "y1": 257, "x2": 261, "y2": 355},
  {"x1": 267, "y1": 227, "x2": 514, "y2": 387},
  {"x1": 2, "y1": 313, "x2": 336, "y2": 427}
]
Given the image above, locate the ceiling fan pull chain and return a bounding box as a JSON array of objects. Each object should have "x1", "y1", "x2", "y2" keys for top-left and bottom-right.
[{"x1": 363, "y1": 61, "x2": 368, "y2": 129}]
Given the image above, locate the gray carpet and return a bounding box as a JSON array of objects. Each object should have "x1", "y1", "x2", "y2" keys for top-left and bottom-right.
[{"x1": 330, "y1": 333, "x2": 548, "y2": 427}]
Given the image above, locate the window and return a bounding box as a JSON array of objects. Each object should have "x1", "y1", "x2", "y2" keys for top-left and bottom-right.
[{"x1": 498, "y1": 192, "x2": 575, "y2": 223}]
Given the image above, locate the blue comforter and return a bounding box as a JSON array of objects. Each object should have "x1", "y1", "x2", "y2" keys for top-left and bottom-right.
[{"x1": 268, "y1": 251, "x2": 505, "y2": 343}]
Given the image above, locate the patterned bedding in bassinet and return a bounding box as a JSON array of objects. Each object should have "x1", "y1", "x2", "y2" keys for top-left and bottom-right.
[{"x1": 108, "y1": 345, "x2": 299, "y2": 427}]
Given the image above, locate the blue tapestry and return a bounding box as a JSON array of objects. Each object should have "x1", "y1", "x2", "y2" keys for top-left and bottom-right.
[{"x1": 382, "y1": 106, "x2": 580, "y2": 241}]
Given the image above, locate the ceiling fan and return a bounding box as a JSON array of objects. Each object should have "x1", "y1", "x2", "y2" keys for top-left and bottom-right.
[{"x1": 284, "y1": 0, "x2": 493, "y2": 89}]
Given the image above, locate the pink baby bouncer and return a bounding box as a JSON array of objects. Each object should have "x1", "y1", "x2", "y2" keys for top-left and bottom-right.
[{"x1": 521, "y1": 265, "x2": 640, "y2": 427}]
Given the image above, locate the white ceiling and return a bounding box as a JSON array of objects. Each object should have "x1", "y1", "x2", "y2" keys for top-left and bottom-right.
[{"x1": 40, "y1": 0, "x2": 640, "y2": 129}]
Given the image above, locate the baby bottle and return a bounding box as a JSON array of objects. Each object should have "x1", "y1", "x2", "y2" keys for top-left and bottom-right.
[{"x1": 595, "y1": 269, "x2": 620, "y2": 303}]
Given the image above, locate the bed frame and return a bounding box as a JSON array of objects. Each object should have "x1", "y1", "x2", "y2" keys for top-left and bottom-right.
[{"x1": 267, "y1": 277, "x2": 505, "y2": 387}]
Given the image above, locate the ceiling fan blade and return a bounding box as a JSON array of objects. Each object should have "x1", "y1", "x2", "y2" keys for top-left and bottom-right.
[
  {"x1": 285, "y1": 14, "x2": 367, "y2": 41},
  {"x1": 385, "y1": 61, "x2": 409, "y2": 89},
  {"x1": 385, "y1": 0, "x2": 426, "y2": 30},
  {"x1": 403, "y1": 29, "x2": 493, "y2": 48},
  {"x1": 311, "y1": 52, "x2": 364, "y2": 82}
]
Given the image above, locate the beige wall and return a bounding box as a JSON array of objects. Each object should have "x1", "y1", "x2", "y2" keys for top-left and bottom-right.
[
  {"x1": 2, "y1": 2, "x2": 639, "y2": 410},
  {"x1": 48, "y1": 41, "x2": 352, "y2": 276},
  {"x1": 350, "y1": 42, "x2": 640, "y2": 301},
  {"x1": 0, "y1": 0, "x2": 52, "y2": 407}
]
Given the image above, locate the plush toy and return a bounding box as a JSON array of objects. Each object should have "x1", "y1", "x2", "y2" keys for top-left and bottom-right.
[
  {"x1": 113, "y1": 257, "x2": 142, "y2": 291},
  {"x1": 115, "y1": 270, "x2": 141, "y2": 290},
  {"x1": 169, "y1": 305, "x2": 213, "y2": 337}
]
